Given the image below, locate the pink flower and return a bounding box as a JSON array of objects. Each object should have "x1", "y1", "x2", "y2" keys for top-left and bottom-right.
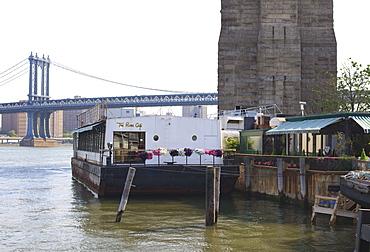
[{"x1": 152, "y1": 150, "x2": 161, "y2": 156}]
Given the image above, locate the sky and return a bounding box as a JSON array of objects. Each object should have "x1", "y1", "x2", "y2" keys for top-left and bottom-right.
[{"x1": 0, "y1": 0, "x2": 369, "y2": 114}]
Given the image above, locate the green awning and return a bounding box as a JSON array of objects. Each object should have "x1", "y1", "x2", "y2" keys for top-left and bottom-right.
[
  {"x1": 266, "y1": 117, "x2": 342, "y2": 135},
  {"x1": 350, "y1": 116, "x2": 370, "y2": 133}
]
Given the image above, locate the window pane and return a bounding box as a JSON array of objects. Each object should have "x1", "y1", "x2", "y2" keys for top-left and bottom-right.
[{"x1": 113, "y1": 131, "x2": 146, "y2": 164}]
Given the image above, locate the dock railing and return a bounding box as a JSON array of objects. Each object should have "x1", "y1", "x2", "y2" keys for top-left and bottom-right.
[{"x1": 229, "y1": 154, "x2": 368, "y2": 172}]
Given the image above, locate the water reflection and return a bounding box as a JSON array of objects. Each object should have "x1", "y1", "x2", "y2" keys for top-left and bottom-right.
[{"x1": 71, "y1": 178, "x2": 99, "y2": 204}]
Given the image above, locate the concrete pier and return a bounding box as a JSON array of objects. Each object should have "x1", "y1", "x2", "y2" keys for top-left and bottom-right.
[{"x1": 20, "y1": 138, "x2": 57, "y2": 147}]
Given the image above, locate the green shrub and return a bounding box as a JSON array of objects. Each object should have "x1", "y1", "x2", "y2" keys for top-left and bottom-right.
[
  {"x1": 360, "y1": 148, "x2": 368, "y2": 161},
  {"x1": 7, "y1": 130, "x2": 17, "y2": 137},
  {"x1": 282, "y1": 148, "x2": 286, "y2": 155}
]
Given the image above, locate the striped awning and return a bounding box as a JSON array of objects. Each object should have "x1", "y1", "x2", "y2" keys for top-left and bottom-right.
[
  {"x1": 266, "y1": 117, "x2": 342, "y2": 135},
  {"x1": 350, "y1": 116, "x2": 370, "y2": 133}
]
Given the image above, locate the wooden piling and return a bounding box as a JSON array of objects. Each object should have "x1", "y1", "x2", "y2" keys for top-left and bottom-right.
[
  {"x1": 206, "y1": 166, "x2": 217, "y2": 226},
  {"x1": 244, "y1": 156, "x2": 250, "y2": 191},
  {"x1": 215, "y1": 166, "x2": 221, "y2": 223},
  {"x1": 299, "y1": 158, "x2": 307, "y2": 200},
  {"x1": 115, "y1": 167, "x2": 136, "y2": 222},
  {"x1": 277, "y1": 158, "x2": 283, "y2": 196},
  {"x1": 356, "y1": 209, "x2": 370, "y2": 251}
]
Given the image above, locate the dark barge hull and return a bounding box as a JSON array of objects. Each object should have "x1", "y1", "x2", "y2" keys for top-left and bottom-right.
[
  {"x1": 71, "y1": 157, "x2": 239, "y2": 197},
  {"x1": 340, "y1": 176, "x2": 370, "y2": 208}
]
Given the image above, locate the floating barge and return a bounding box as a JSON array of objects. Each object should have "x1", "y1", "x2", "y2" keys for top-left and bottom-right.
[
  {"x1": 71, "y1": 160, "x2": 239, "y2": 197},
  {"x1": 71, "y1": 105, "x2": 239, "y2": 197}
]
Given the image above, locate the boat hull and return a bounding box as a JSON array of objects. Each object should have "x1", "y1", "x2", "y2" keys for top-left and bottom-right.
[
  {"x1": 71, "y1": 157, "x2": 239, "y2": 197},
  {"x1": 340, "y1": 176, "x2": 370, "y2": 208}
]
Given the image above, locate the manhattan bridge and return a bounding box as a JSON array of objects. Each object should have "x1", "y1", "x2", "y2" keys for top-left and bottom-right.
[{"x1": 0, "y1": 53, "x2": 218, "y2": 141}]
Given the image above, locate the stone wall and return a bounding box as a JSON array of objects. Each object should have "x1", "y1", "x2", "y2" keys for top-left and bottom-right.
[{"x1": 218, "y1": 0, "x2": 337, "y2": 115}]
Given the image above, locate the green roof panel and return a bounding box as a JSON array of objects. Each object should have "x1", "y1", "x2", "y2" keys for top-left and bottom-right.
[{"x1": 266, "y1": 117, "x2": 342, "y2": 135}]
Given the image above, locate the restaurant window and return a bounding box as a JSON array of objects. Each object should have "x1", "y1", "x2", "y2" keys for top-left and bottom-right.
[{"x1": 113, "y1": 132, "x2": 145, "y2": 163}]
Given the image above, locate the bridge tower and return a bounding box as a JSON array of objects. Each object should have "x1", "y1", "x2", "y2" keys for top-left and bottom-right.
[
  {"x1": 218, "y1": 0, "x2": 337, "y2": 115},
  {"x1": 20, "y1": 52, "x2": 57, "y2": 146}
]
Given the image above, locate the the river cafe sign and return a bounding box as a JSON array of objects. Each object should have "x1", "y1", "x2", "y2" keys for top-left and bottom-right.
[{"x1": 117, "y1": 122, "x2": 143, "y2": 129}]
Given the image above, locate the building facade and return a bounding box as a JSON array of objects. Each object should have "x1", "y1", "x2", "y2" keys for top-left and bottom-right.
[
  {"x1": 182, "y1": 106, "x2": 208, "y2": 119},
  {"x1": 63, "y1": 96, "x2": 85, "y2": 133},
  {"x1": 49, "y1": 110, "x2": 64, "y2": 137},
  {"x1": 218, "y1": 0, "x2": 337, "y2": 115},
  {"x1": 63, "y1": 109, "x2": 85, "y2": 133},
  {"x1": 1, "y1": 113, "x2": 27, "y2": 136}
]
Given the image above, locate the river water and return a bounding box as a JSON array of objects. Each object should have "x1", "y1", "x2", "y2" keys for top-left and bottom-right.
[{"x1": 0, "y1": 146, "x2": 356, "y2": 251}]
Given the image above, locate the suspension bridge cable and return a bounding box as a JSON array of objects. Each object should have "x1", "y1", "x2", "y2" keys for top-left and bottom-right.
[
  {"x1": 0, "y1": 59, "x2": 28, "y2": 77},
  {"x1": 50, "y1": 61, "x2": 189, "y2": 93},
  {"x1": 0, "y1": 66, "x2": 29, "y2": 83},
  {"x1": 0, "y1": 61, "x2": 28, "y2": 79},
  {"x1": 0, "y1": 68, "x2": 29, "y2": 87}
]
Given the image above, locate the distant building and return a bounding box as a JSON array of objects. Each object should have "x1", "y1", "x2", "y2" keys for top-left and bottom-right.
[
  {"x1": 63, "y1": 96, "x2": 86, "y2": 133},
  {"x1": 107, "y1": 108, "x2": 135, "y2": 118},
  {"x1": 50, "y1": 110, "x2": 64, "y2": 137},
  {"x1": 182, "y1": 106, "x2": 207, "y2": 118},
  {"x1": 63, "y1": 109, "x2": 85, "y2": 133},
  {"x1": 1, "y1": 113, "x2": 27, "y2": 136}
]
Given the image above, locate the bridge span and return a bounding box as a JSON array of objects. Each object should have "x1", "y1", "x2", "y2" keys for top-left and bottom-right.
[{"x1": 0, "y1": 93, "x2": 218, "y2": 114}]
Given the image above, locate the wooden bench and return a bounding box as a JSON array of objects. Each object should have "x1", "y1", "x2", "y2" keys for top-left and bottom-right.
[{"x1": 311, "y1": 193, "x2": 360, "y2": 225}]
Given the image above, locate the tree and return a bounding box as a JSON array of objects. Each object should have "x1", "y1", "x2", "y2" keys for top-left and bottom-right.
[
  {"x1": 312, "y1": 80, "x2": 339, "y2": 113},
  {"x1": 313, "y1": 59, "x2": 370, "y2": 113},
  {"x1": 63, "y1": 131, "x2": 73, "y2": 138},
  {"x1": 224, "y1": 137, "x2": 240, "y2": 157},
  {"x1": 225, "y1": 137, "x2": 240, "y2": 151},
  {"x1": 7, "y1": 130, "x2": 17, "y2": 137},
  {"x1": 337, "y1": 59, "x2": 370, "y2": 112}
]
